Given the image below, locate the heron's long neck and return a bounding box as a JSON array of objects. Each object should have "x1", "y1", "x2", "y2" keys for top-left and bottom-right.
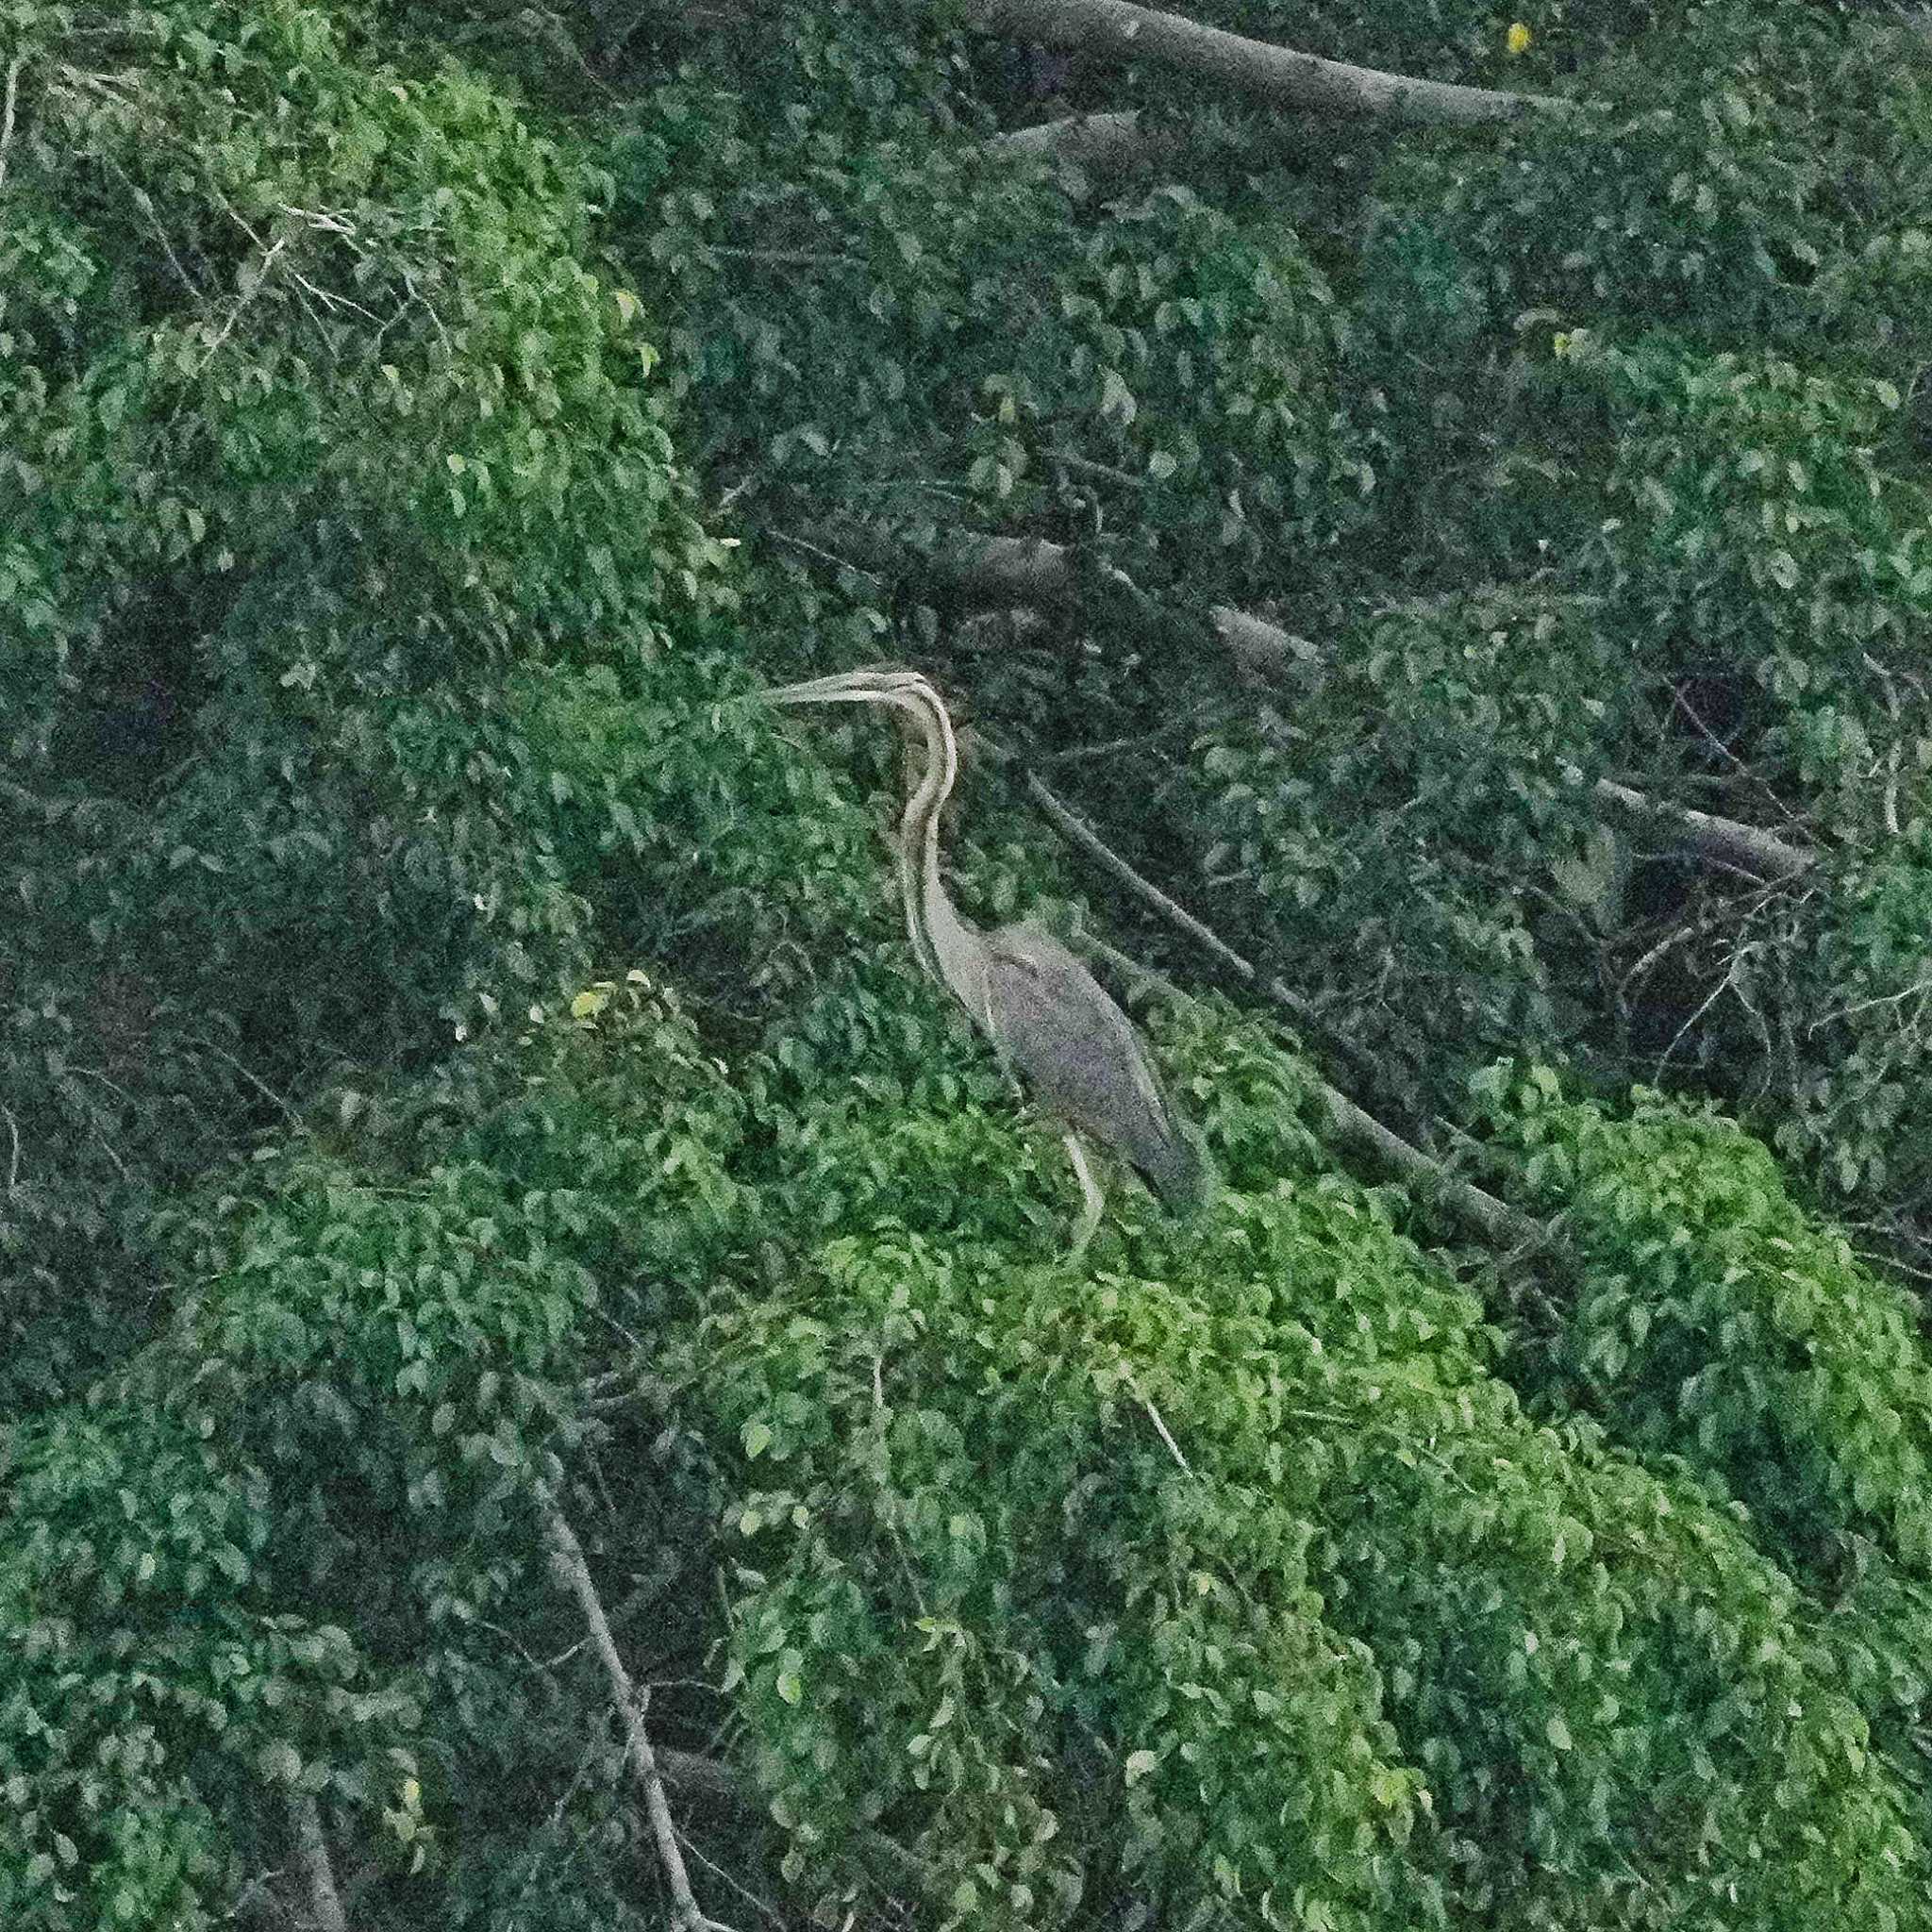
[{"x1": 899, "y1": 704, "x2": 978, "y2": 1007}]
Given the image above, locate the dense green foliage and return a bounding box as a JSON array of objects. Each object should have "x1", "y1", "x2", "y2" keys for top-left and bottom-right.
[{"x1": 7, "y1": 0, "x2": 1932, "y2": 1927}]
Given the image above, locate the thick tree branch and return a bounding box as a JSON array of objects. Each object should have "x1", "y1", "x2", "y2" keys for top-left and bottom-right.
[
  {"x1": 799, "y1": 520, "x2": 1316, "y2": 684},
  {"x1": 994, "y1": 104, "x2": 1309, "y2": 183},
  {"x1": 290, "y1": 1797, "x2": 349, "y2": 1932},
  {"x1": 1594, "y1": 778, "x2": 1816, "y2": 883},
  {"x1": 542, "y1": 1499, "x2": 739, "y2": 1932},
  {"x1": 956, "y1": 0, "x2": 1573, "y2": 126},
  {"x1": 996, "y1": 107, "x2": 1183, "y2": 174}
]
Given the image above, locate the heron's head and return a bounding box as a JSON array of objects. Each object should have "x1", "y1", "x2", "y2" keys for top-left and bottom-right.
[{"x1": 760, "y1": 665, "x2": 937, "y2": 714}]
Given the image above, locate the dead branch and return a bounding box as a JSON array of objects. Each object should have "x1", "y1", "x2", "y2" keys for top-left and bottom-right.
[
  {"x1": 541, "y1": 1498, "x2": 741, "y2": 1932},
  {"x1": 955, "y1": 0, "x2": 1574, "y2": 126}
]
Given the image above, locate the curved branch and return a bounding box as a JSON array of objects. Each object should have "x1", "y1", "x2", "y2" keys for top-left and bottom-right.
[{"x1": 958, "y1": 0, "x2": 1574, "y2": 127}]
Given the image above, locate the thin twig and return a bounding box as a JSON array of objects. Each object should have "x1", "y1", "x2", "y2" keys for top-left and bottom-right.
[
  {"x1": 1, "y1": 1105, "x2": 18, "y2": 1192},
  {"x1": 1124, "y1": 1370, "x2": 1193, "y2": 1476},
  {"x1": 1863, "y1": 653, "x2": 1906, "y2": 840},
  {"x1": 1808, "y1": 976, "x2": 1932, "y2": 1033},
  {"x1": 708, "y1": 245, "x2": 863, "y2": 270},
  {"x1": 1049, "y1": 448, "x2": 1147, "y2": 490},
  {"x1": 541, "y1": 1498, "x2": 740, "y2": 1932},
  {"x1": 193, "y1": 235, "x2": 286, "y2": 373},
  {"x1": 768, "y1": 526, "x2": 888, "y2": 583},
  {"x1": 1022, "y1": 768, "x2": 1372, "y2": 1075},
  {"x1": 179, "y1": 1032, "x2": 302, "y2": 1124},
  {"x1": 1653, "y1": 954, "x2": 1744, "y2": 1082}
]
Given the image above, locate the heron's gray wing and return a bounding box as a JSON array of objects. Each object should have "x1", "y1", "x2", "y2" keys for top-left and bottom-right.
[{"x1": 983, "y1": 925, "x2": 1198, "y2": 1198}]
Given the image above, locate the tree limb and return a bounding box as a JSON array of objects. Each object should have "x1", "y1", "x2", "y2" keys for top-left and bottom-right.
[
  {"x1": 541, "y1": 1498, "x2": 740, "y2": 1932},
  {"x1": 289, "y1": 1796, "x2": 349, "y2": 1932},
  {"x1": 996, "y1": 105, "x2": 1302, "y2": 183},
  {"x1": 797, "y1": 520, "x2": 1318, "y2": 685},
  {"x1": 1016, "y1": 771, "x2": 1549, "y2": 1249},
  {"x1": 1023, "y1": 770, "x2": 1352, "y2": 1057},
  {"x1": 1593, "y1": 778, "x2": 1815, "y2": 883},
  {"x1": 0, "y1": 58, "x2": 23, "y2": 195},
  {"x1": 955, "y1": 0, "x2": 1574, "y2": 126}
]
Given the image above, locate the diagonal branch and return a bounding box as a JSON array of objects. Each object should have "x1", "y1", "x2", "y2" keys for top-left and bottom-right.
[
  {"x1": 1024, "y1": 774, "x2": 1551, "y2": 1255},
  {"x1": 541, "y1": 1497, "x2": 740, "y2": 1932},
  {"x1": 1593, "y1": 778, "x2": 1815, "y2": 883},
  {"x1": 955, "y1": 0, "x2": 1574, "y2": 126},
  {"x1": 1023, "y1": 770, "x2": 1344, "y2": 1053}
]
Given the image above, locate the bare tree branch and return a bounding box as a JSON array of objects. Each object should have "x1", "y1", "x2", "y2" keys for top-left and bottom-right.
[
  {"x1": 1023, "y1": 771, "x2": 1342, "y2": 1050},
  {"x1": 1594, "y1": 778, "x2": 1815, "y2": 883},
  {"x1": 290, "y1": 1796, "x2": 349, "y2": 1932},
  {"x1": 541, "y1": 1498, "x2": 740, "y2": 1932},
  {"x1": 956, "y1": 0, "x2": 1574, "y2": 126},
  {"x1": 1076, "y1": 925, "x2": 1550, "y2": 1257},
  {"x1": 0, "y1": 58, "x2": 23, "y2": 195},
  {"x1": 797, "y1": 520, "x2": 1317, "y2": 685},
  {"x1": 1012, "y1": 771, "x2": 1549, "y2": 1250},
  {"x1": 996, "y1": 107, "x2": 1216, "y2": 180}
]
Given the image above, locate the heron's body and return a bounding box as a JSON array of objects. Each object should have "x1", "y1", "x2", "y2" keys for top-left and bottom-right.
[{"x1": 766, "y1": 667, "x2": 1208, "y2": 1241}]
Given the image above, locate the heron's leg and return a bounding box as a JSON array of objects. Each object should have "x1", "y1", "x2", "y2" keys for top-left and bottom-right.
[{"x1": 1064, "y1": 1132, "x2": 1105, "y2": 1257}]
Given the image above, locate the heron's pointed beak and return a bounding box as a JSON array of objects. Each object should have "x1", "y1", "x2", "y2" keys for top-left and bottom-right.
[{"x1": 763, "y1": 674, "x2": 874, "y2": 708}]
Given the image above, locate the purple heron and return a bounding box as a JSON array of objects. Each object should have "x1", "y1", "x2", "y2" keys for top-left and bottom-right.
[{"x1": 765, "y1": 667, "x2": 1208, "y2": 1250}]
